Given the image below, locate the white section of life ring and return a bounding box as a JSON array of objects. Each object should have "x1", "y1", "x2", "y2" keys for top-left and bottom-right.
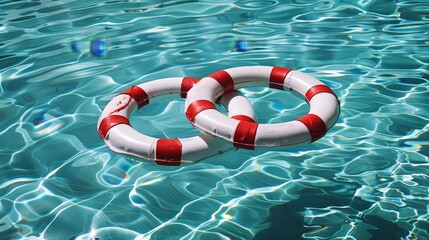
[
  {"x1": 97, "y1": 77, "x2": 256, "y2": 165},
  {"x1": 185, "y1": 66, "x2": 340, "y2": 149}
]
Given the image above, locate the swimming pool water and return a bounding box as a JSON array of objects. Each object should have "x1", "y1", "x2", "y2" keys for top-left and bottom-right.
[{"x1": 1, "y1": 0, "x2": 428, "y2": 239}]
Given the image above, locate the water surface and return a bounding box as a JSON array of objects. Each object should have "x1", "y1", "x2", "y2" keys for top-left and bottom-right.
[{"x1": 1, "y1": 0, "x2": 428, "y2": 239}]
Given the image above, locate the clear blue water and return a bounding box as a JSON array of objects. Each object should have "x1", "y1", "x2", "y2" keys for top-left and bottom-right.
[{"x1": 1, "y1": 0, "x2": 428, "y2": 239}]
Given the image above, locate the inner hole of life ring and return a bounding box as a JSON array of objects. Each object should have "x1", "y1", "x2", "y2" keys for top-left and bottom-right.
[
  {"x1": 234, "y1": 87, "x2": 310, "y2": 124},
  {"x1": 129, "y1": 94, "x2": 229, "y2": 139}
]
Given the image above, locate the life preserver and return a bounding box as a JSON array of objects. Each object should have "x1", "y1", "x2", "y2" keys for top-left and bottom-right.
[
  {"x1": 185, "y1": 66, "x2": 340, "y2": 149},
  {"x1": 97, "y1": 77, "x2": 255, "y2": 166}
]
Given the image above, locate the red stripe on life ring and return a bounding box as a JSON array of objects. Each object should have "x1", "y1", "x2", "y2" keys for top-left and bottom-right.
[
  {"x1": 209, "y1": 70, "x2": 234, "y2": 94},
  {"x1": 121, "y1": 86, "x2": 149, "y2": 109},
  {"x1": 269, "y1": 66, "x2": 292, "y2": 90},
  {"x1": 305, "y1": 85, "x2": 336, "y2": 102},
  {"x1": 186, "y1": 100, "x2": 216, "y2": 122},
  {"x1": 180, "y1": 77, "x2": 200, "y2": 98},
  {"x1": 233, "y1": 121, "x2": 259, "y2": 149},
  {"x1": 98, "y1": 115, "x2": 130, "y2": 139},
  {"x1": 231, "y1": 115, "x2": 256, "y2": 123},
  {"x1": 155, "y1": 138, "x2": 182, "y2": 166},
  {"x1": 297, "y1": 114, "x2": 327, "y2": 142}
]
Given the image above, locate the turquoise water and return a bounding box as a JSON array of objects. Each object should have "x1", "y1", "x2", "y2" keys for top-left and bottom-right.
[{"x1": 1, "y1": 0, "x2": 428, "y2": 239}]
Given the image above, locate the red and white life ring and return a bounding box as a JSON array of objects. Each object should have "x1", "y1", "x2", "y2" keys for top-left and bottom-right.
[
  {"x1": 97, "y1": 77, "x2": 255, "y2": 166},
  {"x1": 185, "y1": 66, "x2": 340, "y2": 149}
]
